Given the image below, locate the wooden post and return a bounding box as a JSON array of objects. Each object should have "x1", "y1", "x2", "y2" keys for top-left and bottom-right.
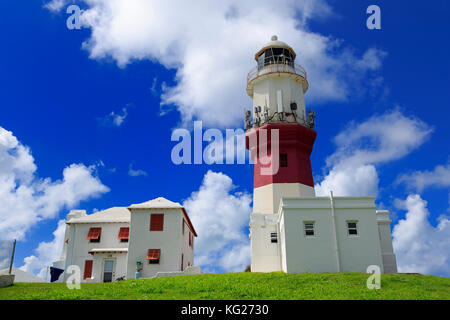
[{"x1": 9, "y1": 239, "x2": 16, "y2": 275}]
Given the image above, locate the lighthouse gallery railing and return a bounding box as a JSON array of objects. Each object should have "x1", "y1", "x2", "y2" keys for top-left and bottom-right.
[{"x1": 247, "y1": 61, "x2": 307, "y2": 85}]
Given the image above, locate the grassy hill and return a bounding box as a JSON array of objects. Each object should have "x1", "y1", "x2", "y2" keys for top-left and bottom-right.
[{"x1": 1, "y1": 272, "x2": 449, "y2": 300}]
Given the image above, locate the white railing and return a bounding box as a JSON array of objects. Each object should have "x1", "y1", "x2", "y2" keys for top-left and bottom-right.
[{"x1": 247, "y1": 62, "x2": 307, "y2": 85}]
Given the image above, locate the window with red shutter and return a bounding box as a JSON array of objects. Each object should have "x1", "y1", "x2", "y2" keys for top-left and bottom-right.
[
  {"x1": 150, "y1": 214, "x2": 164, "y2": 231},
  {"x1": 83, "y1": 260, "x2": 93, "y2": 279},
  {"x1": 146, "y1": 249, "x2": 161, "y2": 264},
  {"x1": 87, "y1": 228, "x2": 101, "y2": 243},
  {"x1": 118, "y1": 227, "x2": 129, "y2": 242}
]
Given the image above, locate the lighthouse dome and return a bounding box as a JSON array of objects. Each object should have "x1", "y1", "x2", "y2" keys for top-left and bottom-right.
[{"x1": 254, "y1": 35, "x2": 296, "y2": 62}]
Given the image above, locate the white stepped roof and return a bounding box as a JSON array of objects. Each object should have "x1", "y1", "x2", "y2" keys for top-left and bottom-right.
[
  {"x1": 0, "y1": 267, "x2": 44, "y2": 283},
  {"x1": 68, "y1": 207, "x2": 130, "y2": 224},
  {"x1": 129, "y1": 197, "x2": 183, "y2": 209}
]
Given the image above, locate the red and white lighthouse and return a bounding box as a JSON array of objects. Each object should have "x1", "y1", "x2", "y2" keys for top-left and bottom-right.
[
  {"x1": 246, "y1": 36, "x2": 317, "y2": 215},
  {"x1": 245, "y1": 36, "x2": 317, "y2": 272},
  {"x1": 245, "y1": 37, "x2": 398, "y2": 274}
]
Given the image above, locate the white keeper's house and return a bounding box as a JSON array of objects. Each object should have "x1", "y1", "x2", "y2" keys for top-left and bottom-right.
[
  {"x1": 52, "y1": 197, "x2": 197, "y2": 283},
  {"x1": 245, "y1": 36, "x2": 398, "y2": 274}
]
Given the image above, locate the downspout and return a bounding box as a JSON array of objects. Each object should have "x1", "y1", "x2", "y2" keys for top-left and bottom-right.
[
  {"x1": 329, "y1": 191, "x2": 341, "y2": 272},
  {"x1": 277, "y1": 201, "x2": 285, "y2": 272}
]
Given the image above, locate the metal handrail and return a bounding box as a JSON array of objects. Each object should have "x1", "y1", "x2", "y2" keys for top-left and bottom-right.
[{"x1": 247, "y1": 61, "x2": 307, "y2": 85}]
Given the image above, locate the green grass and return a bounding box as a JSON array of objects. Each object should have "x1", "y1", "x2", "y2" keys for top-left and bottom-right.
[{"x1": 1, "y1": 272, "x2": 449, "y2": 300}]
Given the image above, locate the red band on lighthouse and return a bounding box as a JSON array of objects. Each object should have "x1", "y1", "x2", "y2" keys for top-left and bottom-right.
[{"x1": 246, "y1": 122, "x2": 317, "y2": 189}]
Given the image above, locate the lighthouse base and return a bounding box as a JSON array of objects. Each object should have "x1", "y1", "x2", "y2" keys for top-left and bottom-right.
[
  {"x1": 253, "y1": 183, "x2": 315, "y2": 215},
  {"x1": 249, "y1": 196, "x2": 397, "y2": 274}
]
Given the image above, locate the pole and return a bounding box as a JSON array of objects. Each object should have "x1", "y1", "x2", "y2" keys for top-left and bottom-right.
[
  {"x1": 9, "y1": 239, "x2": 16, "y2": 275},
  {"x1": 329, "y1": 191, "x2": 341, "y2": 272}
]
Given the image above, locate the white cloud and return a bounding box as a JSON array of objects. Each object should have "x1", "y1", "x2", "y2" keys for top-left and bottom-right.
[
  {"x1": 0, "y1": 126, "x2": 110, "y2": 240},
  {"x1": 396, "y1": 162, "x2": 450, "y2": 192},
  {"x1": 99, "y1": 107, "x2": 128, "y2": 127},
  {"x1": 20, "y1": 220, "x2": 66, "y2": 280},
  {"x1": 392, "y1": 194, "x2": 450, "y2": 277},
  {"x1": 183, "y1": 170, "x2": 252, "y2": 272},
  {"x1": 44, "y1": 0, "x2": 70, "y2": 12},
  {"x1": 315, "y1": 164, "x2": 379, "y2": 197},
  {"x1": 45, "y1": 0, "x2": 387, "y2": 127},
  {"x1": 315, "y1": 110, "x2": 432, "y2": 196},
  {"x1": 128, "y1": 163, "x2": 148, "y2": 177}
]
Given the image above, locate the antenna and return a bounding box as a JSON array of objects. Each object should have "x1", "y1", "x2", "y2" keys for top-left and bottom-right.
[
  {"x1": 277, "y1": 90, "x2": 284, "y2": 120},
  {"x1": 244, "y1": 109, "x2": 252, "y2": 130}
]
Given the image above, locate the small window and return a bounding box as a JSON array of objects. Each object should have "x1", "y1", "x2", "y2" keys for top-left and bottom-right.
[
  {"x1": 87, "y1": 227, "x2": 101, "y2": 243},
  {"x1": 347, "y1": 222, "x2": 358, "y2": 236},
  {"x1": 304, "y1": 222, "x2": 315, "y2": 237},
  {"x1": 182, "y1": 219, "x2": 185, "y2": 235},
  {"x1": 118, "y1": 227, "x2": 129, "y2": 243},
  {"x1": 280, "y1": 153, "x2": 288, "y2": 167},
  {"x1": 270, "y1": 232, "x2": 278, "y2": 243},
  {"x1": 147, "y1": 249, "x2": 161, "y2": 264}
]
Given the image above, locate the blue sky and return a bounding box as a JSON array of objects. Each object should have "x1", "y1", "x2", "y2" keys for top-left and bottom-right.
[{"x1": 0, "y1": 0, "x2": 449, "y2": 277}]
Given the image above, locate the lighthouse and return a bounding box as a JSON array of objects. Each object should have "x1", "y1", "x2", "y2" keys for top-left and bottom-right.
[
  {"x1": 245, "y1": 36, "x2": 397, "y2": 274},
  {"x1": 245, "y1": 35, "x2": 316, "y2": 215}
]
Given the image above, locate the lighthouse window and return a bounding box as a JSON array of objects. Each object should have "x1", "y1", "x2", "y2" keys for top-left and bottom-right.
[
  {"x1": 304, "y1": 222, "x2": 315, "y2": 237},
  {"x1": 258, "y1": 48, "x2": 294, "y2": 69},
  {"x1": 270, "y1": 232, "x2": 278, "y2": 243},
  {"x1": 347, "y1": 222, "x2": 358, "y2": 236},
  {"x1": 280, "y1": 154, "x2": 288, "y2": 167}
]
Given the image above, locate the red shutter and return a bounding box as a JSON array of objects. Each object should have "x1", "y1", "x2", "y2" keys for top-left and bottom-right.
[
  {"x1": 86, "y1": 227, "x2": 101, "y2": 240},
  {"x1": 83, "y1": 260, "x2": 93, "y2": 279},
  {"x1": 150, "y1": 214, "x2": 164, "y2": 231},
  {"x1": 146, "y1": 249, "x2": 161, "y2": 260},
  {"x1": 118, "y1": 227, "x2": 129, "y2": 239}
]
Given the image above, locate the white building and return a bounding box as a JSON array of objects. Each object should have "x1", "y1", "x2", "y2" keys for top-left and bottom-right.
[
  {"x1": 53, "y1": 197, "x2": 197, "y2": 283},
  {"x1": 245, "y1": 36, "x2": 397, "y2": 274}
]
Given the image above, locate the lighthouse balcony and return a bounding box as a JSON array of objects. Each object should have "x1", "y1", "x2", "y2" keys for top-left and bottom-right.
[{"x1": 247, "y1": 60, "x2": 308, "y2": 96}]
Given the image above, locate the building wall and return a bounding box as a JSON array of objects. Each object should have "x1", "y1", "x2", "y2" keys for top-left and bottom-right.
[
  {"x1": 126, "y1": 208, "x2": 183, "y2": 279},
  {"x1": 250, "y1": 213, "x2": 281, "y2": 272},
  {"x1": 276, "y1": 197, "x2": 387, "y2": 274},
  {"x1": 180, "y1": 216, "x2": 195, "y2": 270},
  {"x1": 63, "y1": 222, "x2": 129, "y2": 283},
  {"x1": 280, "y1": 206, "x2": 337, "y2": 273},
  {"x1": 333, "y1": 198, "x2": 384, "y2": 273}
]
